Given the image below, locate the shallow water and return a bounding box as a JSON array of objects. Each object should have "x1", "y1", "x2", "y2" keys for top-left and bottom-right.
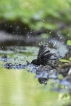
[{"x1": 0, "y1": 46, "x2": 67, "y2": 106}]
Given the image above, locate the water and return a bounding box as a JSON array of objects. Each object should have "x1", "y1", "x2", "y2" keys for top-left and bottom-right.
[{"x1": 0, "y1": 46, "x2": 64, "y2": 106}]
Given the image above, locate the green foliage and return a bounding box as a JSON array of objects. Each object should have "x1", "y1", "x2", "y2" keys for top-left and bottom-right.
[
  {"x1": 0, "y1": 0, "x2": 71, "y2": 36},
  {"x1": 60, "y1": 59, "x2": 69, "y2": 63},
  {"x1": 67, "y1": 40, "x2": 71, "y2": 46}
]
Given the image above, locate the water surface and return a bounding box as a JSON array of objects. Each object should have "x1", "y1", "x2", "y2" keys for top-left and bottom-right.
[{"x1": 0, "y1": 46, "x2": 67, "y2": 106}]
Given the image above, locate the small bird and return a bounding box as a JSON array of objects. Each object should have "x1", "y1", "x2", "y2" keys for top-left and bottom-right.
[
  {"x1": 31, "y1": 35, "x2": 69, "y2": 66},
  {"x1": 32, "y1": 45, "x2": 54, "y2": 65}
]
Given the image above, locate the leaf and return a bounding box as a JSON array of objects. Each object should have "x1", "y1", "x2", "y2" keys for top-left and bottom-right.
[
  {"x1": 60, "y1": 59, "x2": 69, "y2": 63},
  {"x1": 67, "y1": 40, "x2": 71, "y2": 46}
]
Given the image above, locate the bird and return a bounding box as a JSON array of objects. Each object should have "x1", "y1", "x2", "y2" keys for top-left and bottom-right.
[
  {"x1": 31, "y1": 34, "x2": 69, "y2": 66},
  {"x1": 31, "y1": 45, "x2": 54, "y2": 65}
]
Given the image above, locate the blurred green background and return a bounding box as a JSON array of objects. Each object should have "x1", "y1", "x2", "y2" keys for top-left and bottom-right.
[{"x1": 0, "y1": 0, "x2": 71, "y2": 37}]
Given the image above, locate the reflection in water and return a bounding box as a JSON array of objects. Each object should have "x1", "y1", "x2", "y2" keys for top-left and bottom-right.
[{"x1": 0, "y1": 69, "x2": 60, "y2": 106}]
